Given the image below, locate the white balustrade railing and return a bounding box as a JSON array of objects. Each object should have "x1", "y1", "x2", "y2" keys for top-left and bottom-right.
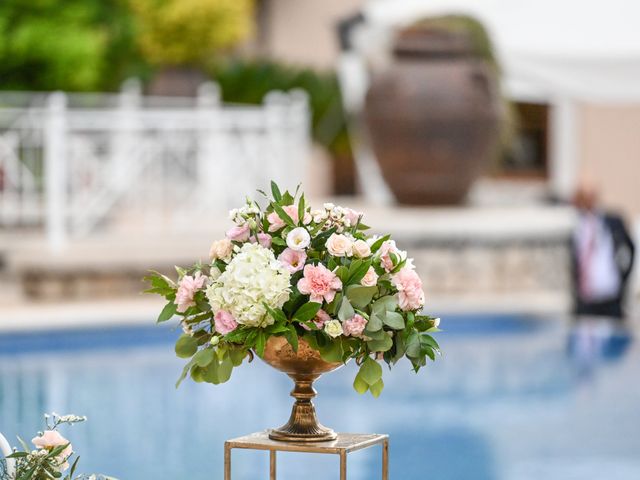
[{"x1": 0, "y1": 81, "x2": 311, "y2": 249}]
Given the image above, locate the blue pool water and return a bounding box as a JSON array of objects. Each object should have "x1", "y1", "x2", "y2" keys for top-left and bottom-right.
[{"x1": 1, "y1": 314, "x2": 638, "y2": 480}]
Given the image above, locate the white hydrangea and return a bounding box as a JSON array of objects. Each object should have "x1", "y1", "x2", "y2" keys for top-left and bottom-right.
[{"x1": 206, "y1": 243, "x2": 291, "y2": 327}]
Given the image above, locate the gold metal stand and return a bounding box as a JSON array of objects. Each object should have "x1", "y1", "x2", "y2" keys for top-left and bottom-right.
[{"x1": 224, "y1": 431, "x2": 389, "y2": 480}]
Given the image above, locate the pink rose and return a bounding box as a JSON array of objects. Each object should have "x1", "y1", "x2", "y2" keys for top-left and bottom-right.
[
  {"x1": 267, "y1": 204, "x2": 311, "y2": 232},
  {"x1": 392, "y1": 267, "x2": 425, "y2": 311},
  {"x1": 297, "y1": 264, "x2": 342, "y2": 303},
  {"x1": 377, "y1": 240, "x2": 404, "y2": 272},
  {"x1": 278, "y1": 248, "x2": 307, "y2": 273},
  {"x1": 214, "y1": 310, "x2": 238, "y2": 334},
  {"x1": 175, "y1": 272, "x2": 207, "y2": 313},
  {"x1": 226, "y1": 224, "x2": 250, "y2": 242},
  {"x1": 343, "y1": 314, "x2": 368, "y2": 337},
  {"x1": 32, "y1": 430, "x2": 73, "y2": 471}
]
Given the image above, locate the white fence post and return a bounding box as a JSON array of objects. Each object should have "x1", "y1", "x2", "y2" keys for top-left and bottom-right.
[
  {"x1": 196, "y1": 82, "x2": 227, "y2": 210},
  {"x1": 44, "y1": 92, "x2": 67, "y2": 250}
]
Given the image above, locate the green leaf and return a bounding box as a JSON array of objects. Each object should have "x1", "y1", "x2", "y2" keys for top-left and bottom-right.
[
  {"x1": 272, "y1": 203, "x2": 295, "y2": 227},
  {"x1": 334, "y1": 265, "x2": 349, "y2": 283},
  {"x1": 353, "y1": 372, "x2": 369, "y2": 394},
  {"x1": 175, "y1": 358, "x2": 197, "y2": 388},
  {"x1": 293, "y1": 302, "x2": 322, "y2": 322},
  {"x1": 298, "y1": 194, "x2": 305, "y2": 225},
  {"x1": 347, "y1": 259, "x2": 372, "y2": 285},
  {"x1": 366, "y1": 313, "x2": 383, "y2": 332},
  {"x1": 229, "y1": 347, "x2": 247, "y2": 366},
  {"x1": 421, "y1": 334, "x2": 441, "y2": 351},
  {"x1": 271, "y1": 236, "x2": 286, "y2": 246},
  {"x1": 367, "y1": 334, "x2": 393, "y2": 352},
  {"x1": 369, "y1": 378, "x2": 384, "y2": 397},
  {"x1": 310, "y1": 226, "x2": 337, "y2": 249},
  {"x1": 319, "y1": 339, "x2": 344, "y2": 363},
  {"x1": 383, "y1": 311, "x2": 405, "y2": 330},
  {"x1": 157, "y1": 301, "x2": 177, "y2": 323},
  {"x1": 360, "y1": 357, "x2": 382, "y2": 385},
  {"x1": 264, "y1": 304, "x2": 288, "y2": 324},
  {"x1": 405, "y1": 332, "x2": 421, "y2": 358},
  {"x1": 392, "y1": 333, "x2": 407, "y2": 364},
  {"x1": 284, "y1": 325, "x2": 299, "y2": 352},
  {"x1": 194, "y1": 348, "x2": 215, "y2": 367},
  {"x1": 175, "y1": 334, "x2": 198, "y2": 358},
  {"x1": 217, "y1": 356, "x2": 234, "y2": 383},
  {"x1": 369, "y1": 234, "x2": 390, "y2": 253},
  {"x1": 271, "y1": 181, "x2": 282, "y2": 201},
  {"x1": 255, "y1": 331, "x2": 267, "y2": 357},
  {"x1": 372, "y1": 295, "x2": 398, "y2": 315},
  {"x1": 337, "y1": 297, "x2": 355, "y2": 321},
  {"x1": 346, "y1": 285, "x2": 377, "y2": 309}
]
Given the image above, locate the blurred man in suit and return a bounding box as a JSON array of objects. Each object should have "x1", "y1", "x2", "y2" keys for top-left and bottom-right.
[{"x1": 572, "y1": 181, "x2": 635, "y2": 319}]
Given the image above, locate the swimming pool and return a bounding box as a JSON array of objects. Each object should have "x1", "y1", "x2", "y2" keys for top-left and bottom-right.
[{"x1": 1, "y1": 314, "x2": 638, "y2": 480}]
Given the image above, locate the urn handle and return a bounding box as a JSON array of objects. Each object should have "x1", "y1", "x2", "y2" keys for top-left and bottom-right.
[{"x1": 0, "y1": 431, "x2": 16, "y2": 478}]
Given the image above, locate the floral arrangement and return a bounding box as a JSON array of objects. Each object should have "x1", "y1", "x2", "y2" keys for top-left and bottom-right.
[
  {"x1": 146, "y1": 182, "x2": 440, "y2": 396},
  {"x1": 3, "y1": 413, "x2": 115, "y2": 480}
]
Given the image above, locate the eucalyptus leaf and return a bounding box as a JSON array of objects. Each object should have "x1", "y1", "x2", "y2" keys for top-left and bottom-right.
[
  {"x1": 359, "y1": 357, "x2": 382, "y2": 385},
  {"x1": 346, "y1": 285, "x2": 377, "y2": 309},
  {"x1": 366, "y1": 313, "x2": 383, "y2": 332},
  {"x1": 353, "y1": 372, "x2": 369, "y2": 394},
  {"x1": 367, "y1": 334, "x2": 393, "y2": 352},
  {"x1": 369, "y1": 378, "x2": 384, "y2": 397},
  {"x1": 175, "y1": 334, "x2": 198, "y2": 358},
  {"x1": 194, "y1": 348, "x2": 215, "y2": 367},
  {"x1": 383, "y1": 311, "x2": 405, "y2": 330},
  {"x1": 337, "y1": 297, "x2": 355, "y2": 322}
]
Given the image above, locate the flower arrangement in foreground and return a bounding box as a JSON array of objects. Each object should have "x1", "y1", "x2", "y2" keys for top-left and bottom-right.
[
  {"x1": 2, "y1": 414, "x2": 115, "y2": 480},
  {"x1": 146, "y1": 182, "x2": 440, "y2": 397}
]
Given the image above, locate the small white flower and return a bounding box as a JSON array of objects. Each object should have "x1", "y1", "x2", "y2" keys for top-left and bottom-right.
[
  {"x1": 323, "y1": 202, "x2": 335, "y2": 210},
  {"x1": 286, "y1": 227, "x2": 311, "y2": 251},
  {"x1": 433, "y1": 318, "x2": 441, "y2": 328},
  {"x1": 324, "y1": 320, "x2": 343, "y2": 338}
]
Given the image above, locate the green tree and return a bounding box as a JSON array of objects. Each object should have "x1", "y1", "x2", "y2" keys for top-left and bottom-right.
[{"x1": 0, "y1": 0, "x2": 144, "y2": 91}]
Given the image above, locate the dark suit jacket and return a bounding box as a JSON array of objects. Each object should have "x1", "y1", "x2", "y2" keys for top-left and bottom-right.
[{"x1": 571, "y1": 211, "x2": 635, "y2": 316}]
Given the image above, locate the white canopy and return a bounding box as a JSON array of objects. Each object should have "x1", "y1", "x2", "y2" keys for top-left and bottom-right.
[{"x1": 362, "y1": 0, "x2": 640, "y2": 104}]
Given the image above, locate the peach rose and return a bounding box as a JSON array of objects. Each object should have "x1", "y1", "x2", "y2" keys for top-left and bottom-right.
[
  {"x1": 209, "y1": 238, "x2": 233, "y2": 262},
  {"x1": 326, "y1": 234, "x2": 353, "y2": 257},
  {"x1": 352, "y1": 239, "x2": 371, "y2": 258},
  {"x1": 360, "y1": 266, "x2": 378, "y2": 287}
]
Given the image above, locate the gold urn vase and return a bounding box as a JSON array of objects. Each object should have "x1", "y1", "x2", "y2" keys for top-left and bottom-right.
[{"x1": 260, "y1": 336, "x2": 344, "y2": 442}]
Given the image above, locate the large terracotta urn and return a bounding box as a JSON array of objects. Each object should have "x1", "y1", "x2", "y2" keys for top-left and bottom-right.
[{"x1": 365, "y1": 24, "x2": 501, "y2": 204}]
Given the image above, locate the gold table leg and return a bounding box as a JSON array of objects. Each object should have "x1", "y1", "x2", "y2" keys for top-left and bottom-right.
[
  {"x1": 270, "y1": 450, "x2": 277, "y2": 480},
  {"x1": 340, "y1": 451, "x2": 347, "y2": 480},
  {"x1": 224, "y1": 443, "x2": 231, "y2": 480},
  {"x1": 382, "y1": 438, "x2": 389, "y2": 480}
]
